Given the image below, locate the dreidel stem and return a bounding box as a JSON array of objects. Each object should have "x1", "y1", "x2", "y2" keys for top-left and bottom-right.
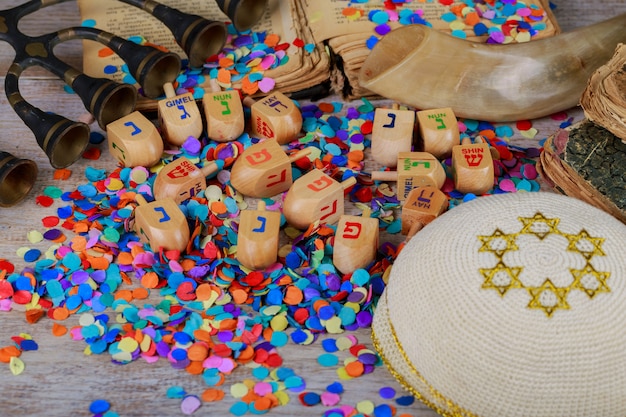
[
  {"x1": 163, "y1": 82, "x2": 177, "y2": 99},
  {"x1": 288, "y1": 147, "x2": 312, "y2": 163},
  {"x1": 135, "y1": 193, "x2": 148, "y2": 206},
  {"x1": 405, "y1": 221, "x2": 425, "y2": 242},
  {"x1": 371, "y1": 170, "x2": 398, "y2": 182},
  {"x1": 199, "y1": 161, "x2": 219, "y2": 177}
]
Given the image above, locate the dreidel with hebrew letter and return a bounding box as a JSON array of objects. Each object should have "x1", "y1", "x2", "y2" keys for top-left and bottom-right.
[
  {"x1": 401, "y1": 186, "x2": 449, "y2": 240},
  {"x1": 451, "y1": 136, "x2": 494, "y2": 195},
  {"x1": 244, "y1": 92, "x2": 302, "y2": 145},
  {"x1": 371, "y1": 105, "x2": 415, "y2": 168},
  {"x1": 283, "y1": 169, "x2": 357, "y2": 229},
  {"x1": 236, "y1": 201, "x2": 281, "y2": 270},
  {"x1": 158, "y1": 82, "x2": 203, "y2": 146},
  {"x1": 153, "y1": 156, "x2": 220, "y2": 204},
  {"x1": 133, "y1": 194, "x2": 190, "y2": 253},
  {"x1": 230, "y1": 140, "x2": 312, "y2": 198},
  {"x1": 417, "y1": 107, "x2": 460, "y2": 159},
  {"x1": 203, "y1": 79, "x2": 244, "y2": 142},
  {"x1": 106, "y1": 111, "x2": 164, "y2": 168},
  {"x1": 371, "y1": 152, "x2": 446, "y2": 201},
  {"x1": 333, "y1": 210, "x2": 379, "y2": 274}
]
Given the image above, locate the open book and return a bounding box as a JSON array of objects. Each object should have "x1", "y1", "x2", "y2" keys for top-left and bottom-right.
[{"x1": 78, "y1": 0, "x2": 559, "y2": 104}]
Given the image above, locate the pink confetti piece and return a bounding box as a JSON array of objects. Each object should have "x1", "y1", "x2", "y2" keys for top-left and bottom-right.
[{"x1": 258, "y1": 77, "x2": 276, "y2": 93}]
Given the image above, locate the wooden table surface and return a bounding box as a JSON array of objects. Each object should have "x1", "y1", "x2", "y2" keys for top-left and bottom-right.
[{"x1": 0, "y1": 1, "x2": 623, "y2": 416}]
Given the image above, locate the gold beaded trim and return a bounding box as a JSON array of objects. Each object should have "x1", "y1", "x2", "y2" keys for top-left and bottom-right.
[
  {"x1": 371, "y1": 292, "x2": 480, "y2": 417},
  {"x1": 477, "y1": 212, "x2": 610, "y2": 317}
]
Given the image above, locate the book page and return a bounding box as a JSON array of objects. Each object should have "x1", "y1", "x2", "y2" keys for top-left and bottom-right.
[
  {"x1": 77, "y1": 0, "x2": 302, "y2": 84},
  {"x1": 302, "y1": 0, "x2": 558, "y2": 43}
]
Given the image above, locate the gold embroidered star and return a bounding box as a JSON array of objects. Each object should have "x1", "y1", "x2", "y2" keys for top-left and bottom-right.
[
  {"x1": 527, "y1": 278, "x2": 570, "y2": 317},
  {"x1": 566, "y1": 229, "x2": 606, "y2": 260},
  {"x1": 519, "y1": 212, "x2": 560, "y2": 240},
  {"x1": 571, "y1": 264, "x2": 611, "y2": 298},
  {"x1": 480, "y1": 261, "x2": 524, "y2": 296},
  {"x1": 478, "y1": 229, "x2": 518, "y2": 257}
]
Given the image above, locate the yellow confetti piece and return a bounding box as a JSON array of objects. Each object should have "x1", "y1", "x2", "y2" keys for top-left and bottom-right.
[
  {"x1": 16, "y1": 247, "x2": 30, "y2": 258},
  {"x1": 357, "y1": 400, "x2": 375, "y2": 414},
  {"x1": 274, "y1": 391, "x2": 290, "y2": 406},
  {"x1": 106, "y1": 178, "x2": 124, "y2": 191},
  {"x1": 270, "y1": 314, "x2": 288, "y2": 331},
  {"x1": 516, "y1": 31, "x2": 532, "y2": 43},
  {"x1": 335, "y1": 336, "x2": 355, "y2": 351},
  {"x1": 118, "y1": 337, "x2": 139, "y2": 352},
  {"x1": 323, "y1": 316, "x2": 343, "y2": 334},
  {"x1": 27, "y1": 230, "x2": 44, "y2": 244},
  {"x1": 9, "y1": 356, "x2": 25, "y2": 376},
  {"x1": 521, "y1": 128, "x2": 538, "y2": 139},
  {"x1": 449, "y1": 21, "x2": 466, "y2": 31},
  {"x1": 336, "y1": 366, "x2": 353, "y2": 380},
  {"x1": 230, "y1": 382, "x2": 249, "y2": 398}
]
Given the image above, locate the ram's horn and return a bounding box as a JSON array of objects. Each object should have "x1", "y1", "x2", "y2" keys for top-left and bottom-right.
[{"x1": 359, "y1": 13, "x2": 626, "y2": 122}]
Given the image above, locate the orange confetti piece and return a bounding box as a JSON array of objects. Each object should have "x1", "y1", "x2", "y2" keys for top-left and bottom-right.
[
  {"x1": 140, "y1": 271, "x2": 159, "y2": 289},
  {"x1": 264, "y1": 33, "x2": 280, "y2": 47},
  {"x1": 465, "y1": 11, "x2": 480, "y2": 26},
  {"x1": 98, "y1": 47, "x2": 115, "y2": 58},
  {"x1": 202, "y1": 388, "x2": 225, "y2": 402},
  {"x1": 187, "y1": 342, "x2": 210, "y2": 361},
  {"x1": 216, "y1": 68, "x2": 232, "y2": 85},
  {"x1": 0, "y1": 346, "x2": 21, "y2": 363},
  {"x1": 345, "y1": 360, "x2": 365, "y2": 377},
  {"x1": 117, "y1": 252, "x2": 134, "y2": 265},
  {"x1": 25, "y1": 309, "x2": 45, "y2": 324},
  {"x1": 317, "y1": 102, "x2": 335, "y2": 113},
  {"x1": 114, "y1": 289, "x2": 133, "y2": 302},
  {"x1": 253, "y1": 397, "x2": 273, "y2": 411},
  {"x1": 52, "y1": 322, "x2": 68, "y2": 337},
  {"x1": 195, "y1": 283, "x2": 217, "y2": 301},
  {"x1": 283, "y1": 285, "x2": 303, "y2": 305},
  {"x1": 132, "y1": 287, "x2": 149, "y2": 300},
  {"x1": 242, "y1": 76, "x2": 259, "y2": 95},
  {"x1": 88, "y1": 256, "x2": 110, "y2": 270},
  {"x1": 218, "y1": 57, "x2": 235, "y2": 68},
  {"x1": 53, "y1": 168, "x2": 72, "y2": 180},
  {"x1": 52, "y1": 306, "x2": 70, "y2": 321},
  {"x1": 185, "y1": 360, "x2": 205, "y2": 375},
  {"x1": 211, "y1": 201, "x2": 228, "y2": 215}
]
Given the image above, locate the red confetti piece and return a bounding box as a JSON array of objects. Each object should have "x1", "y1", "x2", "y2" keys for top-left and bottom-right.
[
  {"x1": 0, "y1": 260, "x2": 15, "y2": 274},
  {"x1": 82, "y1": 147, "x2": 101, "y2": 160},
  {"x1": 516, "y1": 120, "x2": 533, "y2": 131},
  {"x1": 42, "y1": 216, "x2": 60, "y2": 228},
  {"x1": 360, "y1": 120, "x2": 373, "y2": 135},
  {"x1": 292, "y1": 38, "x2": 305, "y2": 48},
  {"x1": 0, "y1": 280, "x2": 14, "y2": 299},
  {"x1": 35, "y1": 195, "x2": 54, "y2": 207}
]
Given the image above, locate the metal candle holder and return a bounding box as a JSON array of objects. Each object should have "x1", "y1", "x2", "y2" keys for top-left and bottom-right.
[{"x1": 0, "y1": 0, "x2": 266, "y2": 206}]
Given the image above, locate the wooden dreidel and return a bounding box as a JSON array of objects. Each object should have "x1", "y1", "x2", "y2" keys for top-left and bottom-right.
[
  {"x1": 230, "y1": 140, "x2": 311, "y2": 198},
  {"x1": 236, "y1": 201, "x2": 281, "y2": 270},
  {"x1": 371, "y1": 104, "x2": 415, "y2": 167},
  {"x1": 153, "y1": 156, "x2": 219, "y2": 203},
  {"x1": 416, "y1": 107, "x2": 460, "y2": 159},
  {"x1": 106, "y1": 111, "x2": 163, "y2": 167},
  {"x1": 371, "y1": 152, "x2": 446, "y2": 201},
  {"x1": 158, "y1": 82, "x2": 203, "y2": 146},
  {"x1": 333, "y1": 210, "x2": 379, "y2": 274},
  {"x1": 244, "y1": 91, "x2": 302, "y2": 145},
  {"x1": 133, "y1": 194, "x2": 190, "y2": 253},
  {"x1": 401, "y1": 186, "x2": 448, "y2": 241},
  {"x1": 283, "y1": 169, "x2": 357, "y2": 229},
  {"x1": 202, "y1": 79, "x2": 245, "y2": 142},
  {"x1": 451, "y1": 136, "x2": 494, "y2": 195}
]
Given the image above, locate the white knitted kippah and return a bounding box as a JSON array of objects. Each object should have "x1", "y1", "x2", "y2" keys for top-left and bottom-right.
[{"x1": 372, "y1": 192, "x2": 626, "y2": 417}]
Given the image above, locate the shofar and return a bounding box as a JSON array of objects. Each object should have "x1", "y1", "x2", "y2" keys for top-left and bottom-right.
[
  {"x1": 580, "y1": 43, "x2": 626, "y2": 144},
  {"x1": 359, "y1": 13, "x2": 626, "y2": 122}
]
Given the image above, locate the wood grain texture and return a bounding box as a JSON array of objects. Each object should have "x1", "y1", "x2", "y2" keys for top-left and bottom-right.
[{"x1": 0, "y1": 1, "x2": 623, "y2": 416}]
